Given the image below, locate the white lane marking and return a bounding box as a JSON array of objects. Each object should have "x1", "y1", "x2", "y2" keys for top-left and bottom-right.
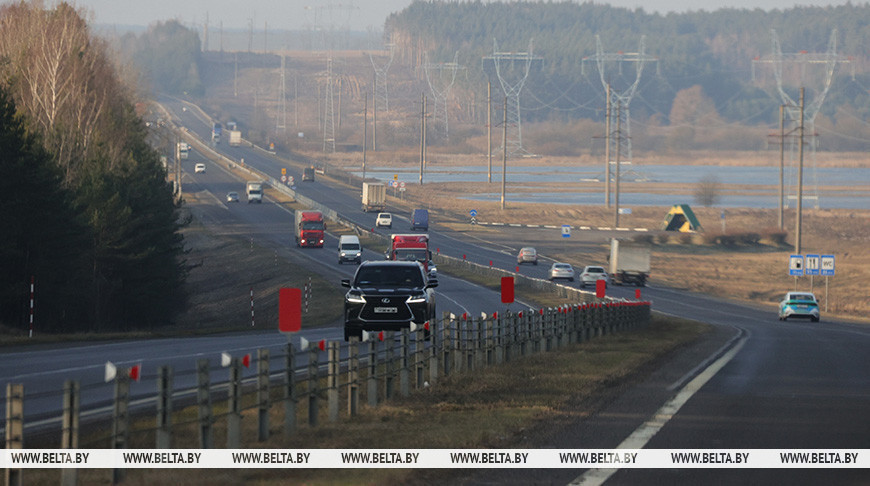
[{"x1": 568, "y1": 333, "x2": 748, "y2": 486}]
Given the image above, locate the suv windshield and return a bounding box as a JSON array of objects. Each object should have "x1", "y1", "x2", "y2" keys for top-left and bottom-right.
[{"x1": 355, "y1": 265, "x2": 423, "y2": 287}]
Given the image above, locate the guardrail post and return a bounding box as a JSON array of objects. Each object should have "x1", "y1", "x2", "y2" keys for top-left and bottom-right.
[
  {"x1": 156, "y1": 366, "x2": 172, "y2": 449},
  {"x1": 6, "y1": 383, "x2": 23, "y2": 486},
  {"x1": 61, "y1": 380, "x2": 79, "y2": 486},
  {"x1": 454, "y1": 316, "x2": 463, "y2": 373},
  {"x1": 467, "y1": 316, "x2": 476, "y2": 371},
  {"x1": 440, "y1": 314, "x2": 450, "y2": 378},
  {"x1": 385, "y1": 332, "x2": 395, "y2": 400},
  {"x1": 431, "y1": 313, "x2": 446, "y2": 384},
  {"x1": 227, "y1": 358, "x2": 242, "y2": 448},
  {"x1": 258, "y1": 349, "x2": 270, "y2": 441},
  {"x1": 415, "y1": 328, "x2": 424, "y2": 389},
  {"x1": 327, "y1": 342, "x2": 339, "y2": 422},
  {"x1": 348, "y1": 340, "x2": 359, "y2": 417},
  {"x1": 197, "y1": 359, "x2": 213, "y2": 448},
  {"x1": 284, "y1": 344, "x2": 297, "y2": 437},
  {"x1": 400, "y1": 329, "x2": 410, "y2": 397},
  {"x1": 486, "y1": 318, "x2": 494, "y2": 365},
  {"x1": 112, "y1": 374, "x2": 130, "y2": 484},
  {"x1": 367, "y1": 340, "x2": 378, "y2": 407},
  {"x1": 308, "y1": 348, "x2": 319, "y2": 427}
]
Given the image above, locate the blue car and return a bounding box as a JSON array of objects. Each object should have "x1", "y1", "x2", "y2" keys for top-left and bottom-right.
[{"x1": 778, "y1": 292, "x2": 820, "y2": 322}]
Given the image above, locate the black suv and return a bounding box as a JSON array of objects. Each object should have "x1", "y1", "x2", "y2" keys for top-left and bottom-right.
[{"x1": 342, "y1": 261, "x2": 437, "y2": 341}]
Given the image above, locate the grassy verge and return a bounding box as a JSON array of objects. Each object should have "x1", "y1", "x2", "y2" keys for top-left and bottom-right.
[{"x1": 23, "y1": 314, "x2": 709, "y2": 485}]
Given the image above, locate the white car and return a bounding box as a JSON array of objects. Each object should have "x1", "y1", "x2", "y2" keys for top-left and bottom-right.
[
  {"x1": 194, "y1": 163, "x2": 206, "y2": 173},
  {"x1": 376, "y1": 212, "x2": 392, "y2": 228},
  {"x1": 778, "y1": 292, "x2": 820, "y2": 322},
  {"x1": 579, "y1": 265, "x2": 610, "y2": 288},
  {"x1": 548, "y1": 262, "x2": 575, "y2": 282}
]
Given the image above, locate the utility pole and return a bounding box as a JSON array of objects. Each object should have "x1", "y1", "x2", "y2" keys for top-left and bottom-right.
[
  {"x1": 605, "y1": 83, "x2": 611, "y2": 208},
  {"x1": 796, "y1": 88, "x2": 805, "y2": 254},
  {"x1": 614, "y1": 98, "x2": 621, "y2": 228},
  {"x1": 501, "y1": 97, "x2": 507, "y2": 209},
  {"x1": 372, "y1": 76, "x2": 377, "y2": 151},
  {"x1": 419, "y1": 93, "x2": 426, "y2": 185},
  {"x1": 779, "y1": 105, "x2": 785, "y2": 231},
  {"x1": 363, "y1": 93, "x2": 367, "y2": 181},
  {"x1": 487, "y1": 82, "x2": 492, "y2": 183}
]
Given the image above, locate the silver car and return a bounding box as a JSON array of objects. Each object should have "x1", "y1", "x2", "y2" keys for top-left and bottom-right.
[
  {"x1": 226, "y1": 191, "x2": 240, "y2": 203},
  {"x1": 579, "y1": 265, "x2": 610, "y2": 288},
  {"x1": 517, "y1": 247, "x2": 538, "y2": 265},
  {"x1": 548, "y1": 262, "x2": 575, "y2": 282}
]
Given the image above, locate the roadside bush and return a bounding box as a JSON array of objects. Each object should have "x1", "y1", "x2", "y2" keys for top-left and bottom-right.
[
  {"x1": 760, "y1": 228, "x2": 788, "y2": 246},
  {"x1": 632, "y1": 233, "x2": 654, "y2": 245}
]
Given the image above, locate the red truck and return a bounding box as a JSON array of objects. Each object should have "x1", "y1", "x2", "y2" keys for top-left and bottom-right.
[
  {"x1": 295, "y1": 211, "x2": 325, "y2": 248},
  {"x1": 387, "y1": 234, "x2": 431, "y2": 273}
]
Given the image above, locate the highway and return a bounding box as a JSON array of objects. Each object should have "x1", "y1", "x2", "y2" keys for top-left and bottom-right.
[
  {"x1": 163, "y1": 98, "x2": 870, "y2": 484},
  {"x1": 2, "y1": 98, "x2": 868, "y2": 484}
]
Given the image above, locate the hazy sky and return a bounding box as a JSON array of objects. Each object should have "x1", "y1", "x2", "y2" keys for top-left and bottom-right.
[{"x1": 66, "y1": 0, "x2": 862, "y2": 32}]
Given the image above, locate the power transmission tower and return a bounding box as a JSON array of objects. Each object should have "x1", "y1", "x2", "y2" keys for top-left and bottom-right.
[
  {"x1": 277, "y1": 54, "x2": 287, "y2": 131},
  {"x1": 482, "y1": 39, "x2": 543, "y2": 158},
  {"x1": 370, "y1": 44, "x2": 394, "y2": 112},
  {"x1": 752, "y1": 29, "x2": 850, "y2": 210},
  {"x1": 424, "y1": 52, "x2": 463, "y2": 138},
  {"x1": 320, "y1": 57, "x2": 336, "y2": 153},
  {"x1": 582, "y1": 35, "x2": 657, "y2": 192}
]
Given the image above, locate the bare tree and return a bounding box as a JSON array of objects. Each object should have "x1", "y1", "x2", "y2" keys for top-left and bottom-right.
[
  {"x1": 694, "y1": 173, "x2": 722, "y2": 207},
  {"x1": 0, "y1": 2, "x2": 126, "y2": 185}
]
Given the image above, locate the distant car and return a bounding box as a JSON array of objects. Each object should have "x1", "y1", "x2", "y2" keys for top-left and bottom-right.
[
  {"x1": 194, "y1": 163, "x2": 206, "y2": 173},
  {"x1": 226, "y1": 191, "x2": 240, "y2": 203},
  {"x1": 517, "y1": 247, "x2": 538, "y2": 265},
  {"x1": 302, "y1": 167, "x2": 315, "y2": 182},
  {"x1": 376, "y1": 212, "x2": 392, "y2": 228},
  {"x1": 579, "y1": 265, "x2": 610, "y2": 288},
  {"x1": 548, "y1": 262, "x2": 575, "y2": 282},
  {"x1": 778, "y1": 291, "x2": 820, "y2": 322},
  {"x1": 427, "y1": 260, "x2": 437, "y2": 276}
]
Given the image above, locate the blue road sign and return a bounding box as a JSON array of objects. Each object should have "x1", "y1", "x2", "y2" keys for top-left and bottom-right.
[
  {"x1": 562, "y1": 225, "x2": 571, "y2": 238},
  {"x1": 788, "y1": 255, "x2": 804, "y2": 276},
  {"x1": 470, "y1": 209, "x2": 477, "y2": 217},
  {"x1": 805, "y1": 254, "x2": 820, "y2": 276},
  {"x1": 820, "y1": 255, "x2": 835, "y2": 276}
]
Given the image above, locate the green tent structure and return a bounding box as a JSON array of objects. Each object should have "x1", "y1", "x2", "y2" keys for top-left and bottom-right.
[{"x1": 662, "y1": 204, "x2": 703, "y2": 232}]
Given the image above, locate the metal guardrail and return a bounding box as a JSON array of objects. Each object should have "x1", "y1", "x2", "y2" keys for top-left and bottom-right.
[{"x1": 4, "y1": 301, "x2": 651, "y2": 475}]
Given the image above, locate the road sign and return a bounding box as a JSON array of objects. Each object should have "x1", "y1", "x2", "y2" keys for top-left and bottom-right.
[
  {"x1": 281, "y1": 175, "x2": 287, "y2": 183},
  {"x1": 805, "y1": 254, "x2": 820, "y2": 276},
  {"x1": 399, "y1": 181, "x2": 406, "y2": 189},
  {"x1": 394, "y1": 174, "x2": 398, "y2": 181},
  {"x1": 820, "y1": 254, "x2": 835, "y2": 276},
  {"x1": 788, "y1": 255, "x2": 804, "y2": 276},
  {"x1": 281, "y1": 168, "x2": 286, "y2": 175},
  {"x1": 561, "y1": 225, "x2": 571, "y2": 238},
  {"x1": 470, "y1": 209, "x2": 477, "y2": 217},
  {"x1": 288, "y1": 176, "x2": 294, "y2": 185}
]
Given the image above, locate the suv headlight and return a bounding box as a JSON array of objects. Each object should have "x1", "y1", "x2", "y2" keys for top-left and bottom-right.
[
  {"x1": 406, "y1": 293, "x2": 427, "y2": 304},
  {"x1": 346, "y1": 292, "x2": 366, "y2": 304}
]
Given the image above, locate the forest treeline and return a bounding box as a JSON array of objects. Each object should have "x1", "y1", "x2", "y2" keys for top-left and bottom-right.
[
  {"x1": 0, "y1": 2, "x2": 187, "y2": 333},
  {"x1": 383, "y1": 1, "x2": 870, "y2": 151}
]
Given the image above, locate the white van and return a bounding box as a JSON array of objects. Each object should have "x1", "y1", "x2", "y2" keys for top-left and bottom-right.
[{"x1": 338, "y1": 235, "x2": 362, "y2": 264}]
